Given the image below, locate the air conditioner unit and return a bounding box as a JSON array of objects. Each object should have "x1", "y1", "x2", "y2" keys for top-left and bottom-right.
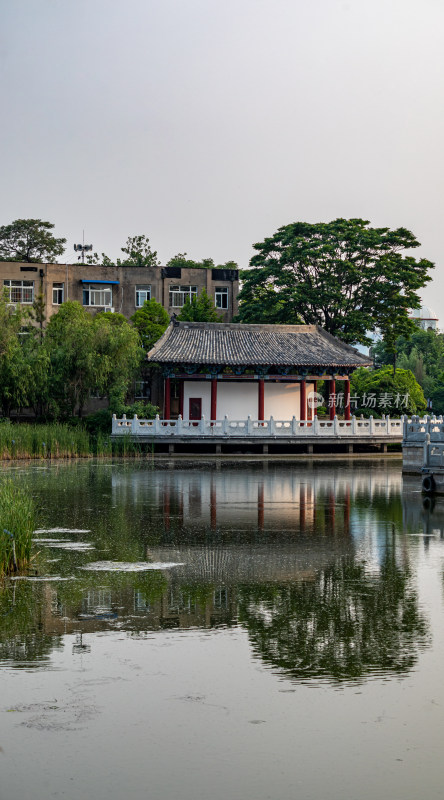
[{"x1": 104, "y1": 307, "x2": 115, "y2": 313}]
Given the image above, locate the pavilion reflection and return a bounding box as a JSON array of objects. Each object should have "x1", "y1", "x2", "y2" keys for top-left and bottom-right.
[{"x1": 111, "y1": 462, "x2": 402, "y2": 537}]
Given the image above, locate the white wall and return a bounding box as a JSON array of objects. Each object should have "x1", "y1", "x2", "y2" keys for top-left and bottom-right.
[
  {"x1": 183, "y1": 380, "x2": 314, "y2": 420},
  {"x1": 218, "y1": 382, "x2": 258, "y2": 419},
  {"x1": 265, "y1": 382, "x2": 299, "y2": 419}
]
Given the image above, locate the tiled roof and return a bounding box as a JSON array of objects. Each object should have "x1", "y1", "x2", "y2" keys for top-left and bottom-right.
[{"x1": 147, "y1": 322, "x2": 372, "y2": 369}]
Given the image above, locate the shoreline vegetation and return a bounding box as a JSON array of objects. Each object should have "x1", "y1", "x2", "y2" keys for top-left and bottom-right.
[
  {"x1": 0, "y1": 480, "x2": 34, "y2": 576},
  {"x1": 0, "y1": 421, "x2": 148, "y2": 460}
]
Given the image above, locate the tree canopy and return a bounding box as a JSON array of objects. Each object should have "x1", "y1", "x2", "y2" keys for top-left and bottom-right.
[
  {"x1": 373, "y1": 327, "x2": 444, "y2": 413},
  {"x1": 0, "y1": 219, "x2": 66, "y2": 263},
  {"x1": 236, "y1": 218, "x2": 434, "y2": 346},
  {"x1": 177, "y1": 289, "x2": 221, "y2": 322},
  {"x1": 88, "y1": 235, "x2": 160, "y2": 267},
  {"x1": 45, "y1": 302, "x2": 142, "y2": 417},
  {"x1": 350, "y1": 366, "x2": 426, "y2": 416},
  {"x1": 166, "y1": 253, "x2": 238, "y2": 271},
  {"x1": 130, "y1": 298, "x2": 170, "y2": 351}
]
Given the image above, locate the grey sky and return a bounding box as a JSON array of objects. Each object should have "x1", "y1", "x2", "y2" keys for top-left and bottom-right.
[{"x1": 1, "y1": 0, "x2": 443, "y2": 314}]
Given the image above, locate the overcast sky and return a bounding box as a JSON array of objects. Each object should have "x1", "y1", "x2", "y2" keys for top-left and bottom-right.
[{"x1": 1, "y1": 0, "x2": 443, "y2": 315}]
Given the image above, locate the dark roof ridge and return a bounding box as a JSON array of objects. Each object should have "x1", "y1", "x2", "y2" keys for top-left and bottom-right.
[{"x1": 174, "y1": 321, "x2": 318, "y2": 332}]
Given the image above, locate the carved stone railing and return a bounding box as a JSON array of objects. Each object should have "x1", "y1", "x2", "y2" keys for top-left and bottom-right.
[
  {"x1": 402, "y1": 416, "x2": 444, "y2": 473},
  {"x1": 112, "y1": 414, "x2": 404, "y2": 438},
  {"x1": 423, "y1": 435, "x2": 444, "y2": 469},
  {"x1": 403, "y1": 415, "x2": 444, "y2": 443}
]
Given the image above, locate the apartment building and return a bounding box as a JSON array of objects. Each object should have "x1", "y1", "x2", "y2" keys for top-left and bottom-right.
[{"x1": 0, "y1": 261, "x2": 239, "y2": 322}]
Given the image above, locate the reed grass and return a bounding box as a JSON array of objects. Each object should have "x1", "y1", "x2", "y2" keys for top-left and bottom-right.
[
  {"x1": 0, "y1": 480, "x2": 34, "y2": 576},
  {"x1": 0, "y1": 422, "x2": 150, "y2": 459}
]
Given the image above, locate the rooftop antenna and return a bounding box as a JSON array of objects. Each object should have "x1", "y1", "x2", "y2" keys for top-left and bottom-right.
[{"x1": 74, "y1": 230, "x2": 93, "y2": 263}]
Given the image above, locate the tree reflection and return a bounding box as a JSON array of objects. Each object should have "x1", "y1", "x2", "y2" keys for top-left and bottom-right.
[{"x1": 238, "y1": 551, "x2": 429, "y2": 681}]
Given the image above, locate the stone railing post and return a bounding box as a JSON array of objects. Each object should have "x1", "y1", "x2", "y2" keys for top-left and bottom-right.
[
  {"x1": 424, "y1": 433, "x2": 430, "y2": 468},
  {"x1": 313, "y1": 415, "x2": 319, "y2": 435},
  {"x1": 132, "y1": 414, "x2": 138, "y2": 434},
  {"x1": 112, "y1": 414, "x2": 118, "y2": 434},
  {"x1": 200, "y1": 415, "x2": 206, "y2": 434},
  {"x1": 177, "y1": 415, "x2": 182, "y2": 434},
  {"x1": 223, "y1": 415, "x2": 229, "y2": 435},
  {"x1": 385, "y1": 415, "x2": 390, "y2": 436},
  {"x1": 333, "y1": 415, "x2": 338, "y2": 436},
  {"x1": 292, "y1": 416, "x2": 297, "y2": 435},
  {"x1": 269, "y1": 416, "x2": 275, "y2": 435},
  {"x1": 369, "y1": 416, "x2": 374, "y2": 435},
  {"x1": 352, "y1": 415, "x2": 357, "y2": 435},
  {"x1": 154, "y1": 414, "x2": 161, "y2": 435},
  {"x1": 247, "y1": 415, "x2": 253, "y2": 435}
]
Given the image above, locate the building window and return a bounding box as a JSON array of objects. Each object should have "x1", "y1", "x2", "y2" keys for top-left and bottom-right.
[
  {"x1": 135, "y1": 285, "x2": 151, "y2": 307},
  {"x1": 215, "y1": 286, "x2": 228, "y2": 309},
  {"x1": 169, "y1": 285, "x2": 197, "y2": 307},
  {"x1": 134, "y1": 380, "x2": 151, "y2": 400},
  {"x1": 4, "y1": 279, "x2": 34, "y2": 304},
  {"x1": 52, "y1": 283, "x2": 64, "y2": 305},
  {"x1": 82, "y1": 284, "x2": 112, "y2": 307}
]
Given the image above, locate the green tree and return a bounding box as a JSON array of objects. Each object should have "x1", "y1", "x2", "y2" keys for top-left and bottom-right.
[
  {"x1": 236, "y1": 219, "x2": 433, "y2": 345},
  {"x1": 0, "y1": 219, "x2": 66, "y2": 263},
  {"x1": 350, "y1": 366, "x2": 426, "y2": 416},
  {"x1": 130, "y1": 298, "x2": 170, "y2": 351},
  {"x1": 0, "y1": 299, "x2": 32, "y2": 415},
  {"x1": 177, "y1": 288, "x2": 221, "y2": 322},
  {"x1": 44, "y1": 302, "x2": 101, "y2": 417},
  {"x1": 373, "y1": 327, "x2": 444, "y2": 413},
  {"x1": 44, "y1": 303, "x2": 143, "y2": 418},
  {"x1": 32, "y1": 288, "x2": 46, "y2": 344},
  {"x1": 88, "y1": 235, "x2": 160, "y2": 267},
  {"x1": 93, "y1": 312, "x2": 142, "y2": 409},
  {"x1": 166, "y1": 253, "x2": 238, "y2": 271}
]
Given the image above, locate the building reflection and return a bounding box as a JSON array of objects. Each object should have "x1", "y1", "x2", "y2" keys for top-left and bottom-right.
[{"x1": 0, "y1": 462, "x2": 430, "y2": 682}]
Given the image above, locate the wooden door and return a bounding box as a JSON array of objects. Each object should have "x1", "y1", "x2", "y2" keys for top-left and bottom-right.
[{"x1": 189, "y1": 397, "x2": 202, "y2": 421}]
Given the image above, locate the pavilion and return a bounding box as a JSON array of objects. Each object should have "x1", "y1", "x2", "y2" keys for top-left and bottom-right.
[{"x1": 147, "y1": 321, "x2": 372, "y2": 422}]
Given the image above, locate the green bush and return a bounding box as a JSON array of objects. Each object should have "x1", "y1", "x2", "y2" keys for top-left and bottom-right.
[
  {"x1": 83, "y1": 402, "x2": 158, "y2": 437},
  {"x1": 350, "y1": 367, "x2": 426, "y2": 416}
]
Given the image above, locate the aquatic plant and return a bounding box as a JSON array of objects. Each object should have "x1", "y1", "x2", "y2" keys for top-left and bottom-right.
[
  {"x1": 0, "y1": 480, "x2": 35, "y2": 575},
  {"x1": 0, "y1": 421, "x2": 153, "y2": 459},
  {"x1": 0, "y1": 422, "x2": 90, "y2": 459}
]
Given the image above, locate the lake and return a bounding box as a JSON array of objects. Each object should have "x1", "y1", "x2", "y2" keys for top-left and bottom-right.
[{"x1": 1, "y1": 458, "x2": 443, "y2": 800}]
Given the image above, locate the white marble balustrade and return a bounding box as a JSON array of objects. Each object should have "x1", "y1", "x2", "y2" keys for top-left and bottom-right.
[{"x1": 112, "y1": 414, "x2": 404, "y2": 438}]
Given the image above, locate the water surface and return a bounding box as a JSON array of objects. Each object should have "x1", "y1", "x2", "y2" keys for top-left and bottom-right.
[{"x1": 1, "y1": 459, "x2": 443, "y2": 800}]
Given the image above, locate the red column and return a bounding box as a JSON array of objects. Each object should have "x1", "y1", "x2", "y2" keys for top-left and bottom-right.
[
  {"x1": 164, "y1": 376, "x2": 171, "y2": 420},
  {"x1": 329, "y1": 378, "x2": 336, "y2": 420},
  {"x1": 312, "y1": 380, "x2": 318, "y2": 417},
  {"x1": 211, "y1": 378, "x2": 217, "y2": 422},
  {"x1": 344, "y1": 378, "x2": 351, "y2": 420},
  {"x1": 179, "y1": 380, "x2": 184, "y2": 418},
  {"x1": 258, "y1": 378, "x2": 265, "y2": 421},
  {"x1": 300, "y1": 379, "x2": 307, "y2": 421}
]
